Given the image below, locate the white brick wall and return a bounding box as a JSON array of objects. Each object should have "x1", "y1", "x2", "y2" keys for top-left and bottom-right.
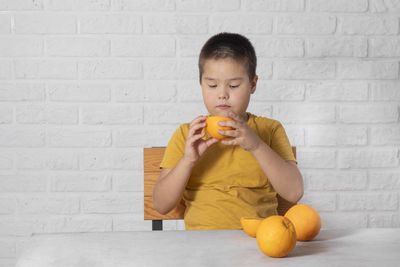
[{"x1": 0, "y1": 0, "x2": 400, "y2": 265}]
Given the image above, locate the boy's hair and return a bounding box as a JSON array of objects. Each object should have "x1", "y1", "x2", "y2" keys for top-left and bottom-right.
[{"x1": 198, "y1": 32, "x2": 257, "y2": 84}]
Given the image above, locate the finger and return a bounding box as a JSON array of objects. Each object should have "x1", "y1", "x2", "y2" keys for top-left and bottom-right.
[
  {"x1": 190, "y1": 115, "x2": 207, "y2": 128},
  {"x1": 218, "y1": 129, "x2": 239, "y2": 138},
  {"x1": 228, "y1": 111, "x2": 244, "y2": 123},
  {"x1": 189, "y1": 131, "x2": 205, "y2": 143},
  {"x1": 220, "y1": 138, "x2": 236, "y2": 146},
  {"x1": 205, "y1": 137, "x2": 219, "y2": 147},
  {"x1": 218, "y1": 119, "x2": 238, "y2": 129},
  {"x1": 189, "y1": 121, "x2": 206, "y2": 136}
]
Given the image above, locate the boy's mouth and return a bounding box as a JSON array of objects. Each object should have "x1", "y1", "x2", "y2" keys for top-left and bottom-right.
[{"x1": 216, "y1": 105, "x2": 231, "y2": 110}]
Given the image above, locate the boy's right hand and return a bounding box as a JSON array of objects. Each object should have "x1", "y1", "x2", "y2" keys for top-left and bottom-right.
[{"x1": 183, "y1": 115, "x2": 218, "y2": 165}]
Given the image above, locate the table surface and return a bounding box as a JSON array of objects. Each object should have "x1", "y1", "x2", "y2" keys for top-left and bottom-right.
[{"x1": 16, "y1": 228, "x2": 400, "y2": 267}]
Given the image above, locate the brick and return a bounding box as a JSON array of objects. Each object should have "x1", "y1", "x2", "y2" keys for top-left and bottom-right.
[
  {"x1": 307, "y1": 125, "x2": 367, "y2": 146},
  {"x1": 112, "y1": 36, "x2": 175, "y2": 57},
  {"x1": 338, "y1": 149, "x2": 398, "y2": 168},
  {"x1": 0, "y1": 152, "x2": 13, "y2": 169},
  {"x1": 0, "y1": 198, "x2": 15, "y2": 214},
  {"x1": 339, "y1": 104, "x2": 398, "y2": 123},
  {"x1": 47, "y1": 37, "x2": 109, "y2": 57},
  {"x1": 48, "y1": 82, "x2": 110, "y2": 102},
  {"x1": 144, "y1": 59, "x2": 197, "y2": 80},
  {"x1": 176, "y1": 0, "x2": 211, "y2": 11},
  {"x1": 0, "y1": 37, "x2": 42, "y2": 57},
  {"x1": 340, "y1": 16, "x2": 399, "y2": 35},
  {"x1": 113, "y1": 172, "x2": 143, "y2": 192},
  {"x1": 247, "y1": 103, "x2": 273, "y2": 118},
  {"x1": 253, "y1": 82, "x2": 305, "y2": 101},
  {"x1": 0, "y1": 106, "x2": 12, "y2": 124},
  {"x1": 145, "y1": 103, "x2": 207, "y2": 124},
  {"x1": 338, "y1": 61, "x2": 398, "y2": 79},
  {"x1": 15, "y1": 60, "x2": 77, "y2": 80},
  {"x1": 0, "y1": 14, "x2": 11, "y2": 33},
  {"x1": 0, "y1": 0, "x2": 43, "y2": 10},
  {"x1": 45, "y1": 0, "x2": 110, "y2": 10},
  {"x1": 0, "y1": 83, "x2": 45, "y2": 101},
  {"x1": 16, "y1": 104, "x2": 78, "y2": 124},
  {"x1": 309, "y1": 0, "x2": 368, "y2": 12},
  {"x1": 210, "y1": 14, "x2": 273, "y2": 34},
  {"x1": 370, "y1": 0, "x2": 400, "y2": 13},
  {"x1": 79, "y1": 60, "x2": 142, "y2": 80},
  {"x1": 79, "y1": 149, "x2": 141, "y2": 170},
  {"x1": 0, "y1": 60, "x2": 12, "y2": 80},
  {"x1": 214, "y1": 0, "x2": 241, "y2": 11},
  {"x1": 273, "y1": 104, "x2": 336, "y2": 123},
  {"x1": 81, "y1": 104, "x2": 143, "y2": 125},
  {"x1": 275, "y1": 61, "x2": 336, "y2": 80},
  {"x1": 144, "y1": 15, "x2": 208, "y2": 34},
  {"x1": 370, "y1": 82, "x2": 400, "y2": 101},
  {"x1": 178, "y1": 36, "x2": 207, "y2": 57},
  {"x1": 82, "y1": 193, "x2": 141, "y2": 213},
  {"x1": 80, "y1": 14, "x2": 141, "y2": 34},
  {"x1": 284, "y1": 126, "x2": 305, "y2": 146},
  {"x1": 112, "y1": 0, "x2": 175, "y2": 11},
  {"x1": 0, "y1": 238, "x2": 15, "y2": 258},
  {"x1": 0, "y1": 127, "x2": 45, "y2": 147},
  {"x1": 306, "y1": 82, "x2": 368, "y2": 101},
  {"x1": 47, "y1": 127, "x2": 111, "y2": 147},
  {"x1": 17, "y1": 196, "x2": 80, "y2": 214},
  {"x1": 321, "y1": 212, "x2": 368, "y2": 228},
  {"x1": 338, "y1": 193, "x2": 398, "y2": 211},
  {"x1": 296, "y1": 150, "x2": 336, "y2": 169},
  {"x1": 370, "y1": 172, "x2": 400, "y2": 190},
  {"x1": 16, "y1": 149, "x2": 79, "y2": 170},
  {"x1": 301, "y1": 192, "x2": 336, "y2": 211},
  {"x1": 369, "y1": 213, "x2": 400, "y2": 227},
  {"x1": 257, "y1": 62, "x2": 273, "y2": 80},
  {"x1": 371, "y1": 125, "x2": 400, "y2": 145},
  {"x1": 15, "y1": 14, "x2": 76, "y2": 34},
  {"x1": 114, "y1": 81, "x2": 176, "y2": 102},
  {"x1": 277, "y1": 15, "x2": 336, "y2": 35},
  {"x1": 370, "y1": 37, "x2": 400, "y2": 57},
  {"x1": 253, "y1": 38, "x2": 304, "y2": 57},
  {"x1": 244, "y1": 0, "x2": 304, "y2": 11},
  {"x1": 307, "y1": 38, "x2": 367, "y2": 57},
  {"x1": 113, "y1": 214, "x2": 152, "y2": 231},
  {"x1": 51, "y1": 173, "x2": 111, "y2": 192},
  {"x1": 177, "y1": 81, "x2": 203, "y2": 102},
  {"x1": 305, "y1": 171, "x2": 368, "y2": 191},
  {"x1": 114, "y1": 126, "x2": 176, "y2": 147},
  {"x1": 0, "y1": 175, "x2": 46, "y2": 192}
]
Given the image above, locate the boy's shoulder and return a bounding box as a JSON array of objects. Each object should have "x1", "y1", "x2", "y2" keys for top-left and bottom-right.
[{"x1": 249, "y1": 112, "x2": 283, "y2": 130}]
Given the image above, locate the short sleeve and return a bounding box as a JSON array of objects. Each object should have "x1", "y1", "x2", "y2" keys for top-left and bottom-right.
[
  {"x1": 159, "y1": 124, "x2": 188, "y2": 169},
  {"x1": 270, "y1": 121, "x2": 297, "y2": 164}
]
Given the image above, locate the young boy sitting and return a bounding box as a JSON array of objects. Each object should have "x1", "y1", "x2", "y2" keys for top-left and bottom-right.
[{"x1": 153, "y1": 32, "x2": 304, "y2": 230}]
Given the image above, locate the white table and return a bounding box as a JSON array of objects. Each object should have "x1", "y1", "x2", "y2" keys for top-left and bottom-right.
[{"x1": 16, "y1": 228, "x2": 400, "y2": 267}]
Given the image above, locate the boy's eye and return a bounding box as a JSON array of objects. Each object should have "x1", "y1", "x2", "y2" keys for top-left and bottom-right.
[
  {"x1": 208, "y1": 84, "x2": 217, "y2": 88},
  {"x1": 230, "y1": 85, "x2": 240, "y2": 88}
]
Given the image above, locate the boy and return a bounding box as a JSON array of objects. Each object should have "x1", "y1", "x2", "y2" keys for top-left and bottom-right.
[{"x1": 153, "y1": 32, "x2": 303, "y2": 230}]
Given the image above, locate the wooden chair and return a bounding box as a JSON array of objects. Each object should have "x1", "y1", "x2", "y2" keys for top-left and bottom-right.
[{"x1": 144, "y1": 146, "x2": 297, "y2": 230}]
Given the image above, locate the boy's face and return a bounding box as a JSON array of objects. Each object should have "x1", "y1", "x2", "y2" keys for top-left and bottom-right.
[{"x1": 200, "y1": 58, "x2": 258, "y2": 120}]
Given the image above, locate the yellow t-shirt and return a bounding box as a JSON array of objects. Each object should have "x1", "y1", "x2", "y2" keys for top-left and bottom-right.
[{"x1": 160, "y1": 112, "x2": 296, "y2": 230}]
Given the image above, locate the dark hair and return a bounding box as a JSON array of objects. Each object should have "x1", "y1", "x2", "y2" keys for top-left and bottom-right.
[{"x1": 198, "y1": 32, "x2": 257, "y2": 83}]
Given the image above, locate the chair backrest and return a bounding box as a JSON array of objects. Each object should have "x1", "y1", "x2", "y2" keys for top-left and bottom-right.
[{"x1": 144, "y1": 146, "x2": 297, "y2": 221}]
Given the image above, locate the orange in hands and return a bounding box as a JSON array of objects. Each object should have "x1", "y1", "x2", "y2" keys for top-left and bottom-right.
[{"x1": 206, "y1": 116, "x2": 234, "y2": 140}]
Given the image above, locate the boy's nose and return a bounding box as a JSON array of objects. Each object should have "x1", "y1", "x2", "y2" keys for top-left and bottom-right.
[{"x1": 218, "y1": 88, "x2": 229, "y2": 99}]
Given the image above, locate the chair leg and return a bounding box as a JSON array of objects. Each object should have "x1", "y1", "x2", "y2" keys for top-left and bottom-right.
[{"x1": 152, "y1": 220, "x2": 163, "y2": 231}]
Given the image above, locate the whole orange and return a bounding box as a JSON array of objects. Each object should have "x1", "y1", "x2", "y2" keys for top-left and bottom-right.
[
  {"x1": 284, "y1": 204, "x2": 321, "y2": 241},
  {"x1": 206, "y1": 116, "x2": 234, "y2": 140},
  {"x1": 256, "y1": 215, "x2": 297, "y2": 258},
  {"x1": 240, "y1": 217, "x2": 263, "y2": 238}
]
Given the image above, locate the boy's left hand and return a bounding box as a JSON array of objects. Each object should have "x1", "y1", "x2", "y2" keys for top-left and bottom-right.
[{"x1": 218, "y1": 111, "x2": 263, "y2": 152}]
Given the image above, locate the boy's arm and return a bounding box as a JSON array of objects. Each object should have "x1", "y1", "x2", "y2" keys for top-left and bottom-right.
[
  {"x1": 153, "y1": 157, "x2": 195, "y2": 215},
  {"x1": 251, "y1": 142, "x2": 303, "y2": 203}
]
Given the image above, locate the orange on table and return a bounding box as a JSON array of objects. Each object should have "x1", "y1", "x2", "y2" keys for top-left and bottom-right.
[
  {"x1": 285, "y1": 204, "x2": 321, "y2": 241},
  {"x1": 205, "y1": 116, "x2": 234, "y2": 140},
  {"x1": 256, "y1": 215, "x2": 297, "y2": 258},
  {"x1": 240, "y1": 217, "x2": 263, "y2": 238}
]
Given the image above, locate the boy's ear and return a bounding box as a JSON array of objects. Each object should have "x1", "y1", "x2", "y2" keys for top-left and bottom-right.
[{"x1": 250, "y1": 75, "x2": 258, "y2": 94}]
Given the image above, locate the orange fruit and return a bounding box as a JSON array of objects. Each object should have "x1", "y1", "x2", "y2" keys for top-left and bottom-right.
[
  {"x1": 256, "y1": 215, "x2": 297, "y2": 258},
  {"x1": 284, "y1": 204, "x2": 321, "y2": 241},
  {"x1": 240, "y1": 217, "x2": 263, "y2": 238},
  {"x1": 205, "y1": 116, "x2": 234, "y2": 140}
]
